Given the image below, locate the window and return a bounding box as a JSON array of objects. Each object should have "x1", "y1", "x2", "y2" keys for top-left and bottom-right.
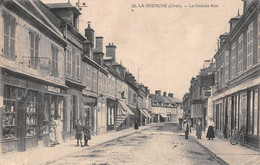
[
  {"x1": 26, "y1": 91, "x2": 38, "y2": 137},
  {"x1": 51, "y1": 44, "x2": 59, "y2": 76},
  {"x1": 92, "y1": 69, "x2": 97, "y2": 92},
  {"x1": 85, "y1": 65, "x2": 91, "y2": 89},
  {"x1": 66, "y1": 48, "x2": 72, "y2": 75},
  {"x1": 3, "y1": 12, "x2": 16, "y2": 59},
  {"x1": 98, "y1": 73, "x2": 102, "y2": 93},
  {"x1": 29, "y1": 31, "x2": 39, "y2": 68},
  {"x1": 231, "y1": 42, "x2": 236, "y2": 78},
  {"x1": 258, "y1": 15, "x2": 260, "y2": 61},
  {"x1": 247, "y1": 22, "x2": 253, "y2": 67},
  {"x1": 133, "y1": 93, "x2": 137, "y2": 104},
  {"x1": 103, "y1": 75, "x2": 106, "y2": 94},
  {"x1": 238, "y1": 34, "x2": 243, "y2": 73},
  {"x1": 76, "y1": 52, "x2": 80, "y2": 78},
  {"x1": 225, "y1": 50, "x2": 229, "y2": 84},
  {"x1": 3, "y1": 86, "x2": 17, "y2": 139}
]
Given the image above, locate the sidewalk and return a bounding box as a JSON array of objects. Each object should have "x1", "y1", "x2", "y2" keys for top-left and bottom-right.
[
  {"x1": 190, "y1": 128, "x2": 260, "y2": 165},
  {"x1": 0, "y1": 123, "x2": 157, "y2": 165}
]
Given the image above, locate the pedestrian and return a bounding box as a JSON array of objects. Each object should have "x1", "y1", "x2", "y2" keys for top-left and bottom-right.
[
  {"x1": 134, "y1": 120, "x2": 139, "y2": 130},
  {"x1": 184, "y1": 120, "x2": 189, "y2": 140},
  {"x1": 206, "y1": 118, "x2": 215, "y2": 140},
  {"x1": 49, "y1": 116, "x2": 57, "y2": 147},
  {"x1": 55, "y1": 116, "x2": 62, "y2": 144},
  {"x1": 75, "y1": 119, "x2": 83, "y2": 147},
  {"x1": 196, "y1": 120, "x2": 202, "y2": 139},
  {"x1": 83, "y1": 121, "x2": 91, "y2": 146}
]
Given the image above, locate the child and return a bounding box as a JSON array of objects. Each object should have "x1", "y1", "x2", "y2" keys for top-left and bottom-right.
[
  {"x1": 196, "y1": 120, "x2": 202, "y2": 139},
  {"x1": 83, "y1": 121, "x2": 91, "y2": 146},
  {"x1": 75, "y1": 119, "x2": 83, "y2": 147}
]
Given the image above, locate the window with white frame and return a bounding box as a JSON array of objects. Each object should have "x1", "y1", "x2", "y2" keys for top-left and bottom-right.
[
  {"x1": 224, "y1": 50, "x2": 229, "y2": 84},
  {"x1": 238, "y1": 34, "x2": 243, "y2": 73},
  {"x1": 3, "y1": 12, "x2": 16, "y2": 59},
  {"x1": 231, "y1": 42, "x2": 236, "y2": 78},
  {"x1": 66, "y1": 48, "x2": 72, "y2": 75},
  {"x1": 247, "y1": 22, "x2": 253, "y2": 67}
]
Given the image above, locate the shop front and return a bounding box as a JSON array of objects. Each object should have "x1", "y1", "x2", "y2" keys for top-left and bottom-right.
[
  {"x1": 82, "y1": 95, "x2": 97, "y2": 135},
  {"x1": 106, "y1": 98, "x2": 116, "y2": 131},
  {"x1": 0, "y1": 69, "x2": 68, "y2": 153}
]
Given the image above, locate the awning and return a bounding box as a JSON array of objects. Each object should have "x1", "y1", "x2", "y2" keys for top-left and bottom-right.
[
  {"x1": 139, "y1": 109, "x2": 148, "y2": 117},
  {"x1": 143, "y1": 109, "x2": 151, "y2": 118},
  {"x1": 160, "y1": 114, "x2": 168, "y2": 118},
  {"x1": 118, "y1": 100, "x2": 135, "y2": 115}
]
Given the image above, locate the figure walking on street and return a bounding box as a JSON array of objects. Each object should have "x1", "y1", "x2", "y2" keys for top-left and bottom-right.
[
  {"x1": 196, "y1": 120, "x2": 202, "y2": 139},
  {"x1": 83, "y1": 121, "x2": 91, "y2": 146},
  {"x1": 49, "y1": 116, "x2": 57, "y2": 147},
  {"x1": 206, "y1": 118, "x2": 215, "y2": 140},
  {"x1": 184, "y1": 120, "x2": 189, "y2": 140},
  {"x1": 55, "y1": 116, "x2": 62, "y2": 144},
  {"x1": 75, "y1": 119, "x2": 83, "y2": 147},
  {"x1": 134, "y1": 120, "x2": 139, "y2": 130}
]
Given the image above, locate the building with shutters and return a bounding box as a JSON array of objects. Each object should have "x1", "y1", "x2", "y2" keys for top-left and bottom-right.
[
  {"x1": 0, "y1": 0, "x2": 68, "y2": 153},
  {"x1": 212, "y1": 0, "x2": 260, "y2": 147}
]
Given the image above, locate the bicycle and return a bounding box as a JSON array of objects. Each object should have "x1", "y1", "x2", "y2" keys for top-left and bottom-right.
[{"x1": 229, "y1": 129, "x2": 246, "y2": 145}]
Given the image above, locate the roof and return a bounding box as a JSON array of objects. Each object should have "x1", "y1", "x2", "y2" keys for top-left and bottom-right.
[
  {"x1": 46, "y1": 2, "x2": 74, "y2": 9},
  {"x1": 46, "y1": 2, "x2": 81, "y2": 15}
]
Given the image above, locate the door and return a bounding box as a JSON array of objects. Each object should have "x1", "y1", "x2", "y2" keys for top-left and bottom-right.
[{"x1": 17, "y1": 100, "x2": 26, "y2": 152}]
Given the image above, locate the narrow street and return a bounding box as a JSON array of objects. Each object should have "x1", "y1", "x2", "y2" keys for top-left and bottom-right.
[{"x1": 46, "y1": 124, "x2": 224, "y2": 165}]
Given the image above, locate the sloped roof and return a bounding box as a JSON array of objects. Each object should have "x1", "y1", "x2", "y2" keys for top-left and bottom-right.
[
  {"x1": 46, "y1": 2, "x2": 81, "y2": 15},
  {"x1": 149, "y1": 94, "x2": 165, "y2": 103}
]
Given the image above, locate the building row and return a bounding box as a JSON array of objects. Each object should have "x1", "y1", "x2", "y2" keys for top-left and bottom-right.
[
  {"x1": 0, "y1": 0, "x2": 182, "y2": 154},
  {"x1": 183, "y1": 0, "x2": 260, "y2": 148}
]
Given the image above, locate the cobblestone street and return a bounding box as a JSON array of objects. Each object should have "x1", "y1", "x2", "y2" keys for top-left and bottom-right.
[{"x1": 46, "y1": 124, "x2": 223, "y2": 165}]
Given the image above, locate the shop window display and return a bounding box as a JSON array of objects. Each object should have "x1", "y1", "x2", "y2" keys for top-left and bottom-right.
[
  {"x1": 26, "y1": 91, "x2": 38, "y2": 137},
  {"x1": 2, "y1": 86, "x2": 24, "y2": 139}
]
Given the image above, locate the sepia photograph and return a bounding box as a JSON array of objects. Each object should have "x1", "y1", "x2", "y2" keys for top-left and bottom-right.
[{"x1": 0, "y1": 0, "x2": 260, "y2": 164}]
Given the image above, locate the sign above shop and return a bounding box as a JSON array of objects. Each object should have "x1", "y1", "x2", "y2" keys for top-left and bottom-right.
[
  {"x1": 38, "y1": 57, "x2": 51, "y2": 77},
  {"x1": 47, "y1": 86, "x2": 60, "y2": 93}
]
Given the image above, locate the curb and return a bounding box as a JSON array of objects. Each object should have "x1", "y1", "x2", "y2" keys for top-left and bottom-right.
[
  {"x1": 189, "y1": 135, "x2": 228, "y2": 165},
  {"x1": 43, "y1": 125, "x2": 154, "y2": 165}
]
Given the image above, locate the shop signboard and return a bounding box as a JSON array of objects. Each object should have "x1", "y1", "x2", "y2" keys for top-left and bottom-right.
[{"x1": 38, "y1": 57, "x2": 50, "y2": 77}]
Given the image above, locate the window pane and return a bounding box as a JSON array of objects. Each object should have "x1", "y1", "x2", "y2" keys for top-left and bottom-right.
[
  {"x1": 4, "y1": 35, "x2": 9, "y2": 56},
  {"x1": 10, "y1": 18, "x2": 15, "y2": 39}
]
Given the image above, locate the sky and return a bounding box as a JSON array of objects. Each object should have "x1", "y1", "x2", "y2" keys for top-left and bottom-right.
[{"x1": 42, "y1": 0, "x2": 243, "y2": 99}]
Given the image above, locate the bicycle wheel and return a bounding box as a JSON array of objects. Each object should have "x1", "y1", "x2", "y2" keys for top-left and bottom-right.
[{"x1": 230, "y1": 134, "x2": 239, "y2": 145}]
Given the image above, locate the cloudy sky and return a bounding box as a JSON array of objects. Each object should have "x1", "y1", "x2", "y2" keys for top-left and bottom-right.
[{"x1": 43, "y1": 0, "x2": 243, "y2": 99}]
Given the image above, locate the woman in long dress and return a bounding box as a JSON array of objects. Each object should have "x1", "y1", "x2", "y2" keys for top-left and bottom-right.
[
  {"x1": 55, "y1": 116, "x2": 62, "y2": 144},
  {"x1": 49, "y1": 117, "x2": 57, "y2": 147},
  {"x1": 206, "y1": 118, "x2": 215, "y2": 140},
  {"x1": 83, "y1": 121, "x2": 91, "y2": 146},
  {"x1": 196, "y1": 120, "x2": 202, "y2": 139}
]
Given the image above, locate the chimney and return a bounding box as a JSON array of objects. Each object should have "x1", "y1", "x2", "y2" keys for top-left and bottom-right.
[
  {"x1": 155, "y1": 90, "x2": 161, "y2": 96},
  {"x1": 229, "y1": 10, "x2": 240, "y2": 32},
  {"x1": 85, "y1": 21, "x2": 95, "y2": 45},
  {"x1": 168, "y1": 93, "x2": 174, "y2": 98},
  {"x1": 106, "y1": 43, "x2": 116, "y2": 62},
  {"x1": 163, "y1": 92, "x2": 167, "y2": 97},
  {"x1": 95, "y1": 36, "x2": 103, "y2": 52},
  {"x1": 219, "y1": 33, "x2": 229, "y2": 48},
  {"x1": 203, "y1": 60, "x2": 211, "y2": 69},
  {"x1": 242, "y1": 0, "x2": 253, "y2": 13}
]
